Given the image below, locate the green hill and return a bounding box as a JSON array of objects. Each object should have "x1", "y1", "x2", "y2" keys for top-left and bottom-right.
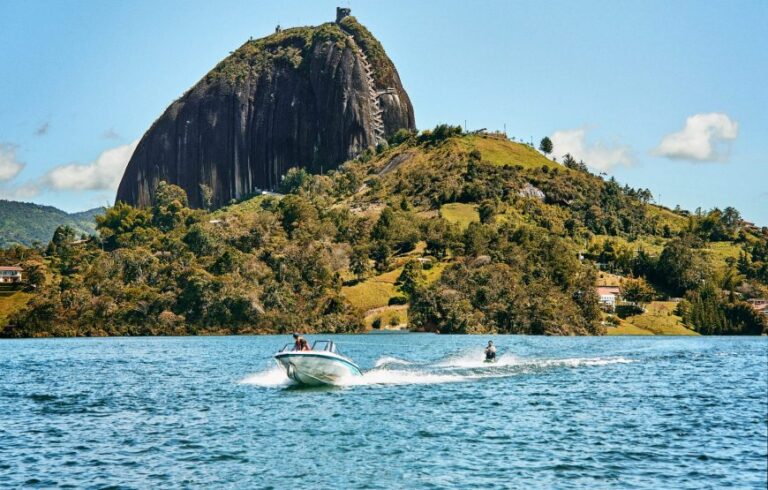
[
  {"x1": 0, "y1": 200, "x2": 104, "y2": 247},
  {"x1": 1, "y1": 127, "x2": 766, "y2": 337}
]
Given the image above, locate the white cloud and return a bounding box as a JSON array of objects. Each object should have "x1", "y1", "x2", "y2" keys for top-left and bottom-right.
[
  {"x1": 44, "y1": 140, "x2": 138, "y2": 191},
  {"x1": 0, "y1": 143, "x2": 25, "y2": 181},
  {"x1": 549, "y1": 128, "x2": 632, "y2": 171},
  {"x1": 0, "y1": 182, "x2": 41, "y2": 200},
  {"x1": 653, "y1": 112, "x2": 738, "y2": 161}
]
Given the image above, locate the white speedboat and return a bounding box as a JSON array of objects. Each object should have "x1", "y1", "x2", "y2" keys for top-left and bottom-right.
[{"x1": 274, "y1": 340, "x2": 362, "y2": 386}]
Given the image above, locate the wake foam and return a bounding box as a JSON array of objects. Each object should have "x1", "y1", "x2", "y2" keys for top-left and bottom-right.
[
  {"x1": 239, "y1": 366, "x2": 291, "y2": 387},
  {"x1": 351, "y1": 368, "x2": 469, "y2": 386},
  {"x1": 240, "y1": 353, "x2": 634, "y2": 389},
  {"x1": 373, "y1": 356, "x2": 414, "y2": 368},
  {"x1": 534, "y1": 357, "x2": 633, "y2": 368},
  {"x1": 435, "y1": 349, "x2": 522, "y2": 369}
]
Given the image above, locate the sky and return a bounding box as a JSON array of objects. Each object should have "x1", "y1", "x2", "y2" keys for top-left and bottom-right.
[{"x1": 1, "y1": 0, "x2": 766, "y2": 224}]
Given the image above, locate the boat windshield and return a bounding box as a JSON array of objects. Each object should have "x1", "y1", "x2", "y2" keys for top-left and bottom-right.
[
  {"x1": 311, "y1": 340, "x2": 338, "y2": 353},
  {"x1": 278, "y1": 340, "x2": 342, "y2": 354}
]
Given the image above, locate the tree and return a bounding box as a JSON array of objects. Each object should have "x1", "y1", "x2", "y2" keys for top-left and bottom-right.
[
  {"x1": 96, "y1": 202, "x2": 152, "y2": 250},
  {"x1": 183, "y1": 224, "x2": 217, "y2": 256},
  {"x1": 539, "y1": 136, "x2": 553, "y2": 155},
  {"x1": 46, "y1": 225, "x2": 76, "y2": 257},
  {"x1": 370, "y1": 207, "x2": 420, "y2": 253},
  {"x1": 279, "y1": 167, "x2": 311, "y2": 194},
  {"x1": 199, "y1": 184, "x2": 214, "y2": 210},
  {"x1": 389, "y1": 128, "x2": 414, "y2": 147},
  {"x1": 622, "y1": 277, "x2": 655, "y2": 304},
  {"x1": 21, "y1": 259, "x2": 46, "y2": 288},
  {"x1": 371, "y1": 241, "x2": 391, "y2": 272},
  {"x1": 722, "y1": 207, "x2": 741, "y2": 231},
  {"x1": 397, "y1": 260, "x2": 424, "y2": 295},
  {"x1": 349, "y1": 246, "x2": 370, "y2": 281},
  {"x1": 563, "y1": 153, "x2": 588, "y2": 172},
  {"x1": 279, "y1": 195, "x2": 317, "y2": 237},
  {"x1": 152, "y1": 181, "x2": 189, "y2": 232},
  {"x1": 478, "y1": 199, "x2": 498, "y2": 224},
  {"x1": 423, "y1": 219, "x2": 457, "y2": 259},
  {"x1": 656, "y1": 237, "x2": 709, "y2": 295}
]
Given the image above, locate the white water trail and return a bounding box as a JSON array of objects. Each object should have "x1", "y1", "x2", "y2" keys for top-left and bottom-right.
[
  {"x1": 434, "y1": 348, "x2": 522, "y2": 368},
  {"x1": 240, "y1": 352, "x2": 634, "y2": 389},
  {"x1": 373, "y1": 356, "x2": 415, "y2": 368},
  {"x1": 346, "y1": 368, "x2": 471, "y2": 386},
  {"x1": 239, "y1": 365, "x2": 292, "y2": 387},
  {"x1": 530, "y1": 357, "x2": 633, "y2": 368}
]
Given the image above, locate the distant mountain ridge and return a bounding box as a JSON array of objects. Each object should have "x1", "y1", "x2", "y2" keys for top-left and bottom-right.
[{"x1": 0, "y1": 200, "x2": 104, "y2": 247}]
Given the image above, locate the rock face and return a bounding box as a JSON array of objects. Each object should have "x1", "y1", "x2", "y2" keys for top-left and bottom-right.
[{"x1": 116, "y1": 15, "x2": 415, "y2": 209}]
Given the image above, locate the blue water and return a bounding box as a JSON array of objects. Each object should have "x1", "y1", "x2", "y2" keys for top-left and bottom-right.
[{"x1": 0, "y1": 335, "x2": 766, "y2": 489}]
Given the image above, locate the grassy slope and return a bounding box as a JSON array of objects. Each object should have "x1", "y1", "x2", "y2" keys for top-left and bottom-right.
[
  {"x1": 0, "y1": 291, "x2": 32, "y2": 327},
  {"x1": 646, "y1": 205, "x2": 688, "y2": 233},
  {"x1": 591, "y1": 234, "x2": 666, "y2": 256},
  {"x1": 341, "y1": 268, "x2": 401, "y2": 312},
  {"x1": 364, "y1": 305, "x2": 408, "y2": 329},
  {"x1": 458, "y1": 135, "x2": 555, "y2": 169},
  {"x1": 343, "y1": 249, "x2": 448, "y2": 318},
  {"x1": 596, "y1": 272, "x2": 627, "y2": 287},
  {"x1": 703, "y1": 241, "x2": 743, "y2": 273},
  {"x1": 440, "y1": 203, "x2": 479, "y2": 229},
  {"x1": 606, "y1": 301, "x2": 698, "y2": 336}
]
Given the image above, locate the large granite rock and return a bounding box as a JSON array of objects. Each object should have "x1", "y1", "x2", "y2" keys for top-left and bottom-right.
[{"x1": 116, "y1": 15, "x2": 415, "y2": 208}]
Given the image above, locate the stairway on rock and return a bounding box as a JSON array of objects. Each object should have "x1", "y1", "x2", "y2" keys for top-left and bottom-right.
[{"x1": 342, "y1": 32, "x2": 386, "y2": 145}]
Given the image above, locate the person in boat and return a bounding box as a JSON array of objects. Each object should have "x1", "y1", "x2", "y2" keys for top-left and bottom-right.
[
  {"x1": 292, "y1": 333, "x2": 312, "y2": 351},
  {"x1": 292, "y1": 333, "x2": 310, "y2": 351},
  {"x1": 299, "y1": 338, "x2": 311, "y2": 351},
  {"x1": 484, "y1": 340, "x2": 497, "y2": 362}
]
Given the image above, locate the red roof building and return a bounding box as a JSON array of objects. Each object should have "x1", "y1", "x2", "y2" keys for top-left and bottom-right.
[{"x1": 0, "y1": 266, "x2": 23, "y2": 284}]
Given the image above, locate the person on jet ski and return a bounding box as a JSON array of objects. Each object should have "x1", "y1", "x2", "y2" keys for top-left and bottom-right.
[{"x1": 484, "y1": 340, "x2": 497, "y2": 362}]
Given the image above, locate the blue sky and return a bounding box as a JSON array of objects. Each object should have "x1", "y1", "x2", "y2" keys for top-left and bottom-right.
[{"x1": 1, "y1": 0, "x2": 766, "y2": 224}]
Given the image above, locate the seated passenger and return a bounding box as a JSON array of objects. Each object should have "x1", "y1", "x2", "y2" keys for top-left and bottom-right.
[{"x1": 292, "y1": 333, "x2": 304, "y2": 351}]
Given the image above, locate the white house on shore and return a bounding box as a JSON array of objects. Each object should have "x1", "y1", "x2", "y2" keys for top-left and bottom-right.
[
  {"x1": 596, "y1": 285, "x2": 622, "y2": 311},
  {"x1": 0, "y1": 266, "x2": 23, "y2": 284}
]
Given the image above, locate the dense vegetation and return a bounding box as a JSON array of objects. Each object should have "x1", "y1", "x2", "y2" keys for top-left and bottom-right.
[
  {"x1": 0, "y1": 200, "x2": 103, "y2": 248},
  {"x1": 209, "y1": 16, "x2": 380, "y2": 85},
  {"x1": 1, "y1": 129, "x2": 766, "y2": 337}
]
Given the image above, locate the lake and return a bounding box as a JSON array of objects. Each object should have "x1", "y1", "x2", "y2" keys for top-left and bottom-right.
[{"x1": 1, "y1": 334, "x2": 766, "y2": 489}]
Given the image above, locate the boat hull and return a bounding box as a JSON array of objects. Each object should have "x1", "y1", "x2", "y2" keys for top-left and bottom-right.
[{"x1": 274, "y1": 352, "x2": 362, "y2": 386}]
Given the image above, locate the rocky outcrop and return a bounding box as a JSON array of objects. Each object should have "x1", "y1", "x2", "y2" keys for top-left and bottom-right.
[{"x1": 116, "y1": 15, "x2": 415, "y2": 209}]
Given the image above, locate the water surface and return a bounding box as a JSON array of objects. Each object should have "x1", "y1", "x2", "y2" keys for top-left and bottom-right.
[{"x1": 1, "y1": 335, "x2": 766, "y2": 488}]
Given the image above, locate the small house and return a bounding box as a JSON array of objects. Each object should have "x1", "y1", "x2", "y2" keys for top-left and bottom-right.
[
  {"x1": 596, "y1": 285, "x2": 622, "y2": 310},
  {"x1": 0, "y1": 266, "x2": 23, "y2": 284},
  {"x1": 747, "y1": 299, "x2": 768, "y2": 316}
]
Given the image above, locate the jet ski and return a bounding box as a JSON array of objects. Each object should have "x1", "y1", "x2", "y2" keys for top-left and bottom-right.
[{"x1": 274, "y1": 340, "x2": 362, "y2": 386}]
